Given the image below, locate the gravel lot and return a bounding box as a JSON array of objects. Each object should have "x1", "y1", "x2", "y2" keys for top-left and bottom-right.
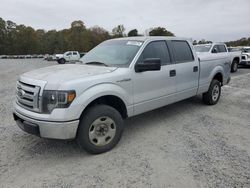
[{"x1": 0, "y1": 59, "x2": 250, "y2": 188}]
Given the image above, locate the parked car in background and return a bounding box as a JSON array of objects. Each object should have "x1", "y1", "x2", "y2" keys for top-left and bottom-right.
[
  {"x1": 44, "y1": 54, "x2": 50, "y2": 60},
  {"x1": 57, "y1": 51, "x2": 80, "y2": 64},
  {"x1": 37, "y1": 54, "x2": 44, "y2": 58},
  {"x1": 31, "y1": 54, "x2": 36, "y2": 58},
  {"x1": 240, "y1": 47, "x2": 250, "y2": 66},
  {"x1": 54, "y1": 54, "x2": 63, "y2": 60},
  {"x1": 18, "y1": 55, "x2": 25, "y2": 59},
  {"x1": 24, "y1": 55, "x2": 32, "y2": 59},
  {"x1": 194, "y1": 43, "x2": 241, "y2": 73},
  {"x1": 0, "y1": 55, "x2": 7, "y2": 59},
  {"x1": 13, "y1": 37, "x2": 231, "y2": 154}
]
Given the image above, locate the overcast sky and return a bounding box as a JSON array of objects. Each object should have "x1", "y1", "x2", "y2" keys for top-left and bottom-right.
[{"x1": 1, "y1": 0, "x2": 250, "y2": 42}]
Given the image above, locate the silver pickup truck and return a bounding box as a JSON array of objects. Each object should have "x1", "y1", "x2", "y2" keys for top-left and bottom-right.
[{"x1": 13, "y1": 37, "x2": 231, "y2": 154}]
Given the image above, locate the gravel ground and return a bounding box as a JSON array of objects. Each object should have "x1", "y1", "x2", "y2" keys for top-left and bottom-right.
[{"x1": 0, "y1": 59, "x2": 250, "y2": 188}]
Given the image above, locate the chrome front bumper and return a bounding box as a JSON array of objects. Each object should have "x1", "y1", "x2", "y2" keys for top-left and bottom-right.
[{"x1": 13, "y1": 110, "x2": 79, "y2": 140}]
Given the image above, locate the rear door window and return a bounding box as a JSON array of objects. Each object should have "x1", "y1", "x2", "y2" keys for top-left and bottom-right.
[{"x1": 172, "y1": 41, "x2": 194, "y2": 63}]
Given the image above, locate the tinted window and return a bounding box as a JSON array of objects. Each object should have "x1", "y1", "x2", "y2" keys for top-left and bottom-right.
[
  {"x1": 139, "y1": 41, "x2": 171, "y2": 65},
  {"x1": 172, "y1": 41, "x2": 194, "y2": 62},
  {"x1": 73, "y1": 52, "x2": 77, "y2": 55},
  {"x1": 66, "y1": 52, "x2": 72, "y2": 56},
  {"x1": 218, "y1": 45, "x2": 227, "y2": 53}
]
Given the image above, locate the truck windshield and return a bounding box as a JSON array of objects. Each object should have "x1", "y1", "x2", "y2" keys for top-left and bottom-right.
[
  {"x1": 194, "y1": 45, "x2": 212, "y2": 52},
  {"x1": 79, "y1": 40, "x2": 143, "y2": 67}
]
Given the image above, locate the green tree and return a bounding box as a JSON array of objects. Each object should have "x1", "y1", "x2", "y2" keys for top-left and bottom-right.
[
  {"x1": 198, "y1": 39, "x2": 212, "y2": 44},
  {"x1": 112, "y1": 25, "x2": 125, "y2": 37},
  {"x1": 66, "y1": 20, "x2": 86, "y2": 51},
  {"x1": 149, "y1": 27, "x2": 174, "y2": 36},
  {"x1": 5, "y1": 20, "x2": 17, "y2": 54},
  {"x1": 71, "y1": 20, "x2": 85, "y2": 29},
  {"x1": 0, "y1": 18, "x2": 6, "y2": 54},
  {"x1": 128, "y1": 29, "x2": 138, "y2": 37}
]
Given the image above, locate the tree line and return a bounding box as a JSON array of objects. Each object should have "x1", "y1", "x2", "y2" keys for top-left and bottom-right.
[
  {"x1": 0, "y1": 18, "x2": 175, "y2": 55},
  {"x1": 0, "y1": 17, "x2": 249, "y2": 55},
  {"x1": 193, "y1": 38, "x2": 250, "y2": 47},
  {"x1": 225, "y1": 37, "x2": 250, "y2": 47}
]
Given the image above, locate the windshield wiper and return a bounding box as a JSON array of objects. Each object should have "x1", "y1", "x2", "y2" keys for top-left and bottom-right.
[{"x1": 85, "y1": 61, "x2": 108, "y2": 67}]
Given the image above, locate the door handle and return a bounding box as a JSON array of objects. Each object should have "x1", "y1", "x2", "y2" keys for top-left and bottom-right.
[
  {"x1": 170, "y1": 70, "x2": 176, "y2": 77},
  {"x1": 193, "y1": 66, "x2": 198, "y2": 72}
]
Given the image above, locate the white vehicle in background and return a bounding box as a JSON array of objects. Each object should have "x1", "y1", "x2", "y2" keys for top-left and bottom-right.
[
  {"x1": 57, "y1": 51, "x2": 80, "y2": 64},
  {"x1": 228, "y1": 47, "x2": 242, "y2": 52},
  {"x1": 240, "y1": 47, "x2": 250, "y2": 66},
  {"x1": 54, "y1": 54, "x2": 63, "y2": 60},
  {"x1": 194, "y1": 43, "x2": 242, "y2": 73},
  {"x1": 0, "y1": 55, "x2": 7, "y2": 59}
]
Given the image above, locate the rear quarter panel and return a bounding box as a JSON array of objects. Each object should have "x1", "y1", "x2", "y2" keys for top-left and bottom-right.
[{"x1": 197, "y1": 53, "x2": 230, "y2": 94}]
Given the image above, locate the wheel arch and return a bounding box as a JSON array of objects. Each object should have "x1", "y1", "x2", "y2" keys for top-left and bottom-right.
[
  {"x1": 80, "y1": 95, "x2": 128, "y2": 119},
  {"x1": 74, "y1": 83, "x2": 132, "y2": 120},
  {"x1": 212, "y1": 72, "x2": 223, "y2": 85},
  {"x1": 233, "y1": 57, "x2": 240, "y2": 63}
]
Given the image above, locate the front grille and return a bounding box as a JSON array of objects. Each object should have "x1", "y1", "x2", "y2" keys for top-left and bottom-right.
[
  {"x1": 16, "y1": 81, "x2": 41, "y2": 112},
  {"x1": 242, "y1": 55, "x2": 246, "y2": 60}
]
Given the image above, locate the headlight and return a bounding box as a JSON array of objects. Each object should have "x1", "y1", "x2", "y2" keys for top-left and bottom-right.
[{"x1": 42, "y1": 90, "x2": 76, "y2": 113}]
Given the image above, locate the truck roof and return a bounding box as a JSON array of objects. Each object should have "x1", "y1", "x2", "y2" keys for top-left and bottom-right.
[{"x1": 109, "y1": 36, "x2": 192, "y2": 42}]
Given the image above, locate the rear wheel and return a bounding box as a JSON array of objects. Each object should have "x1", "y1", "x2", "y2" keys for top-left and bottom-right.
[
  {"x1": 231, "y1": 59, "x2": 238, "y2": 73},
  {"x1": 77, "y1": 105, "x2": 124, "y2": 154},
  {"x1": 203, "y1": 79, "x2": 221, "y2": 105}
]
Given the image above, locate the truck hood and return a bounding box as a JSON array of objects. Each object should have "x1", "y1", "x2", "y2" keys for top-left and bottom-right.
[{"x1": 21, "y1": 64, "x2": 117, "y2": 84}]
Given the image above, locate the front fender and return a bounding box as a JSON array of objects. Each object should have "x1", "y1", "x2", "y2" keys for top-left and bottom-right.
[{"x1": 72, "y1": 83, "x2": 133, "y2": 119}]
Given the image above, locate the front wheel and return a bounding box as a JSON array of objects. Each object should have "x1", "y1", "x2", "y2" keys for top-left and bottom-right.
[
  {"x1": 76, "y1": 105, "x2": 124, "y2": 154},
  {"x1": 202, "y1": 79, "x2": 221, "y2": 105},
  {"x1": 58, "y1": 58, "x2": 66, "y2": 64}
]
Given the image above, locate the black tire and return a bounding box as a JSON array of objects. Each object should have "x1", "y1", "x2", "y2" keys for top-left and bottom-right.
[
  {"x1": 76, "y1": 105, "x2": 124, "y2": 154},
  {"x1": 231, "y1": 59, "x2": 238, "y2": 73},
  {"x1": 202, "y1": 79, "x2": 221, "y2": 105},
  {"x1": 58, "y1": 58, "x2": 66, "y2": 64}
]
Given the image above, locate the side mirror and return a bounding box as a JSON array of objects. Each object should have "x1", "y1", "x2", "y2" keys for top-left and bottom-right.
[
  {"x1": 212, "y1": 48, "x2": 218, "y2": 53},
  {"x1": 135, "y1": 58, "x2": 161, "y2": 73}
]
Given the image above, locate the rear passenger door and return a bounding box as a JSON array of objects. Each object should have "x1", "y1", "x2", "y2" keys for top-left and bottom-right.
[
  {"x1": 72, "y1": 52, "x2": 78, "y2": 61},
  {"x1": 217, "y1": 44, "x2": 230, "y2": 61},
  {"x1": 170, "y1": 40, "x2": 199, "y2": 100}
]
